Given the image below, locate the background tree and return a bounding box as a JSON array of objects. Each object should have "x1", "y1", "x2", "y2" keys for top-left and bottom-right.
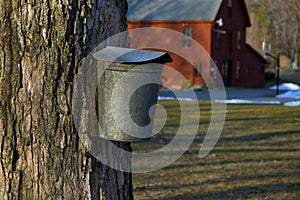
[
  {"x1": 246, "y1": 0, "x2": 273, "y2": 52},
  {"x1": 267, "y1": 0, "x2": 300, "y2": 68},
  {"x1": 0, "y1": 0, "x2": 132, "y2": 199},
  {"x1": 246, "y1": 0, "x2": 300, "y2": 68}
]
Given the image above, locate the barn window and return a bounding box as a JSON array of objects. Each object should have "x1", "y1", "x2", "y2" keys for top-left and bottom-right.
[
  {"x1": 222, "y1": 61, "x2": 229, "y2": 76},
  {"x1": 183, "y1": 28, "x2": 192, "y2": 47},
  {"x1": 216, "y1": 32, "x2": 221, "y2": 48},
  {"x1": 212, "y1": 60, "x2": 218, "y2": 80},
  {"x1": 194, "y1": 63, "x2": 202, "y2": 77},
  {"x1": 228, "y1": 0, "x2": 232, "y2": 16},
  {"x1": 245, "y1": 67, "x2": 249, "y2": 73},
  {"x1": 236, "y1": 61, "x2": 240, "y2": 79},
  {"x1": 237, "y1": 31, "x2": 241, "y2": 49}
]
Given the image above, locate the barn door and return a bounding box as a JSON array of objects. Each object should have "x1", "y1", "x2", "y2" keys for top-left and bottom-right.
[{"x1": 222, "y1": 60, "x2": 232, "y2": 86}]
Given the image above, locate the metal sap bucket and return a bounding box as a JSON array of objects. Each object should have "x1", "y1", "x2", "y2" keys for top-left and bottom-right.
[{"x1": 93, "y1": 46, "x2": 171, "y2": 142}]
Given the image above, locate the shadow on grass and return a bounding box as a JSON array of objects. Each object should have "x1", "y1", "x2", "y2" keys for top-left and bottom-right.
[
  {"x1": 156, "y1": 182, "x2": 300, "y2": 200},
  {"x1": 218, "y1": 130, "x2": 300, "y2": 143},
  {"x1": 211, "y1": 148, "x2": 300, "y2": 154},
  {"x1": 162, "y1": 155, "x2": 300, "y2": 171},
  {"x1": 136, "y1": 171, "x2": 300, "y2": 199},
  {"x1": 135, "y1": 171, "x2": 300, "y2": 190}
]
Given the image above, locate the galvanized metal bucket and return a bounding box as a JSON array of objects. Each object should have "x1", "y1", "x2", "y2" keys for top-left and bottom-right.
[{"x1": 93, "y1": 46, "x2": 171, "y2": 142}]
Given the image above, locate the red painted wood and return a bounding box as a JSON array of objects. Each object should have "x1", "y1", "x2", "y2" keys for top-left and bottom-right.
[{"x1": 128, "y1": 0, "x2": 266, "y2": 88}]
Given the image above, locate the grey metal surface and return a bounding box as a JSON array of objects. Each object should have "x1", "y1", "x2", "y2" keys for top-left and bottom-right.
[
  {"x1": 127, "y1": 0, "x2": 222, "y2": 21},
  {"x1": 94, "y1": 46, "x2": 168, "y2": 142},
  {"x1": 93, "y1": 46, "x2": 170, "y2": 64}
]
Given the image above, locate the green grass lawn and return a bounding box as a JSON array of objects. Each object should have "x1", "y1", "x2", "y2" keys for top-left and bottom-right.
[{"x1": 132, "y1": 101, "x2": 300, "y2": 200}]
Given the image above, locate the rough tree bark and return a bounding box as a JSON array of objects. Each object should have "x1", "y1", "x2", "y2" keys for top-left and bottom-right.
[{"x1": 0, "y1": 0, "x2": 132, "y2": 199}]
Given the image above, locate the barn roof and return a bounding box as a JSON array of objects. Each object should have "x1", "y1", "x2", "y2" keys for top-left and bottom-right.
[
  {"x1": 127, "y1": 0, "x2": 223, "y2": 21},
  {"x1": 246, "y1": 44, "x2": 268, "y2": 64}
]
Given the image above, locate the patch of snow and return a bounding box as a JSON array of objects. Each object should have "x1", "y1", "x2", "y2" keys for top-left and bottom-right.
[
  {"x1": 158, "y1": 83, "x2": 300, "y2": 107},
  {"x1": 276, "y1": 90, "x2": 300, "y2": 99},
  {"x1": 216, "y1": 99, "x2": 281, "y2": 105},
  {"x1": 269, "y1": 83, "x2": 300, "y2": 91},
  {"x1": 283, "y1": 101, "x2": 300, "y2": 107},
  {"x1": 158, "y1": 96, "x2": 194, "y2": 101}
]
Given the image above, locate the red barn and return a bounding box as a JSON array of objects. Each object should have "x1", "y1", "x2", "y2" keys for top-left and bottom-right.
[{"x1": 127, "y1": 0, "x2": 267, "y2": 88}]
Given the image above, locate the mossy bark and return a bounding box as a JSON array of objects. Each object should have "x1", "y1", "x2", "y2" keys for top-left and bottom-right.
[{"x1": 0, "y1": 0, "x2": 132, "y2": 199}]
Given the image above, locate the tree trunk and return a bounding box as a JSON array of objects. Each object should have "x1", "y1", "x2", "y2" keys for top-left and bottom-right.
[{"x1": 0, "y1": 0, "x2": 132, "y2": 199}]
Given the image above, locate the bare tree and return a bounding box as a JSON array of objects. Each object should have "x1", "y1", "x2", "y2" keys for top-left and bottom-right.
[
  {"x1": 0, "y1": 0, "x2": 132, "y2": 199},
  {"x1": 246, "y1": 0, "x2": 273, "y2": 53},
  {"x1": 247, "y1": 0, "x2": 300, "y2": 67},
  {"x1": 266, "y1": 0, "x2": 299, "y2": 65}
]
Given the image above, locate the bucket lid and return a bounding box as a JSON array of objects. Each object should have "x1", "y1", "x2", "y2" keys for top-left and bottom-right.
[{"x1": 93, "y1": 46, "x2": 172, "y2": 64}]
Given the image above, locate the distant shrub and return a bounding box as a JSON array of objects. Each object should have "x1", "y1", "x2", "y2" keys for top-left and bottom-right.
[{"x1": 265, "y1": 70, "x2": 275, "y2": 81}]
